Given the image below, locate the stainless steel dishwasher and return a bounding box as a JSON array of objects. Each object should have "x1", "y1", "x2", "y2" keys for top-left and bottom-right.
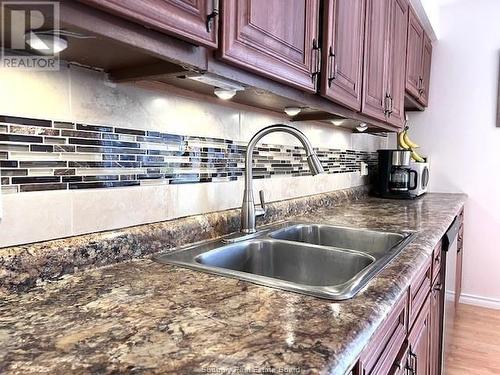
[{"x1": 441, "y1": 213, "x2": 464, "y2": 374}]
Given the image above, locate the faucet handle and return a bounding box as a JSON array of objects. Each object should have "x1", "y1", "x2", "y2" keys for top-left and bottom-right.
[{"x1": 255, "y1": 190, "x2": 267, "y2": 217}]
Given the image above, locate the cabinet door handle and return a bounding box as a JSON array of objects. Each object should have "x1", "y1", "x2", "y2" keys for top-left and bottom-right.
[
  {"x1": 384, "y1": 93, "x2": 391, "y2": 115},
  {"x1": 206, "y1": 0, "x2": 219, "y2": 32},
  {"x1": 327, "y1": 46, "x2": 337, "y2": 87},
  {"x1": 418, "y1": 76, "x2": 424, "y2": 95},
  {"x1": 311, "y1": 39, "x2": 321, "y2": 86},
  {"x1": 384, "y1": 93, "x2": 393, "y2": 117}
]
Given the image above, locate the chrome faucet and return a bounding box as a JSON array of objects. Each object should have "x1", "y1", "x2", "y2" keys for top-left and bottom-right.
[{"x1": 240, "y1": 124, "x2": 325, "y2": 233}]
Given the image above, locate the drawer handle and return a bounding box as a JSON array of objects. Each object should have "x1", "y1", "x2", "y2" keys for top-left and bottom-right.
[{"x1": 433, "y1": 283, "x2": 442, "y2": 292}]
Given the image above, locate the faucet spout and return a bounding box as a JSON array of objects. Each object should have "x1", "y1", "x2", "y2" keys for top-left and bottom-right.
[{"x1": 240, "y1": 124, "x2": 324, "y2": 233}]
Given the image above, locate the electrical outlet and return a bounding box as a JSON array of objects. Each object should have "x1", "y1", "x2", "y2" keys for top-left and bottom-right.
[{"x1": 360, "y1": 162, "x2": 369, "y2": 176}]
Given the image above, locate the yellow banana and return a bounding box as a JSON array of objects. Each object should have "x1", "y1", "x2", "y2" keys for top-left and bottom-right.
[
  {"x1": 410, "y1": 148, "x2": 425, "y2": 162},
  {"x1": 398, "y1": 130, "x2": 410, "y2": 150},
  {"x1": 403, "y1": 131, "x2": 419, "y2": 149}
]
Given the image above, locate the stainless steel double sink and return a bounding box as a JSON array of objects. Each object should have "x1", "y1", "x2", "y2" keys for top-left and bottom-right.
[{"x1": 154, "y1": 222, "x2": 416, "y2": 300}]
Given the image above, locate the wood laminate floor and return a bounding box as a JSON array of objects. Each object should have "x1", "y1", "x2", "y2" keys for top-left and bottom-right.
[{"x1": 445, "y1": 303, "x2": 500, "y2": 374}]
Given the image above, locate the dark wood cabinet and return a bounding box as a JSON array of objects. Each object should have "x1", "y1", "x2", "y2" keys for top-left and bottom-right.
[
  {"x1": 405, "y1": 9, "x2": 424, "y2": 98},
  {"x1": 219, "y1": 0, "x2": 320, "y2": 92},
  {"x1": 408, "y1": 297, "x2": 431, "y2": 375},
  {"x1": 359, "y1": 292, "x2": 408, "y2": 374},
  {"x1": 320, "y1": 0, "x2": 365, "y2": 111},
  {"x1": 385, "y1": 0, "x2": 408, "y2": 128},
  {"x1": 80, "y1": 0, "x2": 218, "y2": 48},
  {"x1": 430, "y1": 275, "x2": 443, "y2": 375},
  {"x1": 342, "y1": 214, "x2": 464, "y2": 375},
  {"x1": 361, "y1": 0, "x2": 390, "y2": 122},
  {"x1": 420, "y1": 34, "x2": 433, "y2": 106},
  {"x1": 405, "y1": 6, "x2": 433, "y2": 107},
  {"x1": 390, "y1": 341, "x2": 409, "y2": 375},
  {"x1": 362, "y1": 0, "x2": 408, "y2": 128},
  {"x1": 409, "y1": 260, "x2": 432, "y2": 329}
]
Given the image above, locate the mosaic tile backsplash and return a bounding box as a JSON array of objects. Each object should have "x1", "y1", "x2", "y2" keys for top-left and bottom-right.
[{"x1": 0, "y1": 115, "x2": 377, "y2": 194}]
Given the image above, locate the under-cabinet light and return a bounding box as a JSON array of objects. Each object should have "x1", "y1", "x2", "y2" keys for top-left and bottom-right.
[
  {"x1": 356, "y1": 123, "x2": 368, "y2": 132},
  {"x1": 25, "y1": 32, "x2": 68, "y2": 54},
  {"x1": 330, "y1": 119, "x2": 345, "y2": 126},
  {"x1": 284, "y1": 107, "x2": 302, "y2": 117},
  {"x1": 214, "y1": 88, "x2": 237, "y2": 100}
]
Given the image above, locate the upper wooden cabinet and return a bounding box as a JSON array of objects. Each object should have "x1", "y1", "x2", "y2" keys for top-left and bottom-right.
[
  {"x1": 80, "y1": 0, "x2": 219, "y2": 48},
  {"x1": 320, "y1": 0, "x2": 365, "y2": 111},
  {"x1": 219, "y1": 0, "x2": 320, "y2": 92},
  {"x1": 362, "y1": 0, "x2": 407, "y2": 128},
  {"x1": 405, "y1": 7, "x2": 433, "y2": 107},
  {"x1": 386, "y1": 0, "x2": 409, "y2": 128},
  {"x1": 361, "y1": 0, "x2": 391, "y2": 123},
  {"x1": 405, "y1": 9, "x2": 424, "y2": 98},
  {"x1": 420, "y1": 34, "x2": 433, "y2": 106}
]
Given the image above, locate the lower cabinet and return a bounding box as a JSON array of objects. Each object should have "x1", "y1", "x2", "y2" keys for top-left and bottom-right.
[
  {"x1": 358, "y1": 239, "x2": 447, "y2": 375},
  {"x1": 359, "y1": 292, "x2": 408, "y2": 374},
  {"x1": 408, "y1": 298, "x2": 431, "y2": 375},
  {"x1": 429, "y1": 274, "x2": 443, "y2": 375}
]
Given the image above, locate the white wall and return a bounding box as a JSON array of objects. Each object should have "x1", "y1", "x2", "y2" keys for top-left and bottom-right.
[
  {"x1": 408, "y1": 0, "x2": 500, "y2": 308},
  {"x1": 0, "y1": 64, "x2": 386, "y2": 247}
]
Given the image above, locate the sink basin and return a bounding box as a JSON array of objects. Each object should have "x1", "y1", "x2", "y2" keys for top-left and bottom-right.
[
  {"x1": 196, "y1": 239, "x2": 374, "y2": 287},
  {"x1": 269, "y1": 224, "x2": 406, "y2": 257},
  {"x1": 154, "y1": 222, "x2": 416, "y2": 300}
]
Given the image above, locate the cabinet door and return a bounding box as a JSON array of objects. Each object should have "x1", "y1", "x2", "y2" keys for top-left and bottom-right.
[
  {"x1": 389, "y1": 341, "x2": 410, "y2": 375},
  {"x1": 405, "y1": 9, "x2": 424, "y2": 98},
  {"x1": 419, "y1": 34, "x2": 432, "y2": 106},
  {"x1": 80, "y1": 0, "x2": 218, "y2": 48},
  {"x1": 430, "y1": 279, "x2": 443, "y2": 375},
  {"x1": 386, "y1": 0, "x2": 408, "y2": 128},
  {"x1": 220, "y1": 0, "x2": 320, "y2": 92},
  {"x1": 321, "y1": 0, "x2": 365, "y2": 111},
  {"x1": 408, "y1": 298, "x2": 431, "y2": 375},
  {"x1": 362, "y1": 0, "x2": 391, "y2": 122},
  {"x1": 455, "y1": 223, "x2": 464, "y2": 306}
]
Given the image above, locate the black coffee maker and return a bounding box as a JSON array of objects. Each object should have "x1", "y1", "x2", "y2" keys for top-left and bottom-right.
[{"x1": 375, "y1": 150, "x2": 417, "y2": 199}]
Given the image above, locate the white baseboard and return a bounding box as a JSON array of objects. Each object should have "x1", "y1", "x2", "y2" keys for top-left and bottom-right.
[{"x1": 459, "y1": 293, "x2": 500, "y2": 310}]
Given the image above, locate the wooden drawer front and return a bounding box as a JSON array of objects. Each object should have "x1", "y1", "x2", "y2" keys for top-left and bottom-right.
[
  {"x1": 408, "y1": 296, "x2": 431, "y2": 375},
  {"x1": 430, "y1": 273, "x2": 443, "y2": 375},
  {"x1": 389, "y1": 340, "x2": 409, "y2": 375},
  {"x1": 361, "y1": 292, "x2": 408, "y2": 375},
  {"x1": 431, "y1": 241, "x2": 442, "y2": 282},
  {"x1": 409, "y1": 259, "x2": 431, "y2": 329}
]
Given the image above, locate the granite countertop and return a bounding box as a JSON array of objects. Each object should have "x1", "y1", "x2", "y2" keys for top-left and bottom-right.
[{"x1": 0, "y1": 193, "x2": 466, "y2": 375}]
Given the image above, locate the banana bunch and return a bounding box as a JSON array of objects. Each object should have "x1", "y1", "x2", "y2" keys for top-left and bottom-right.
[{"x1": 398, "y1": 127, "x2": 425, "y2": 162}]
